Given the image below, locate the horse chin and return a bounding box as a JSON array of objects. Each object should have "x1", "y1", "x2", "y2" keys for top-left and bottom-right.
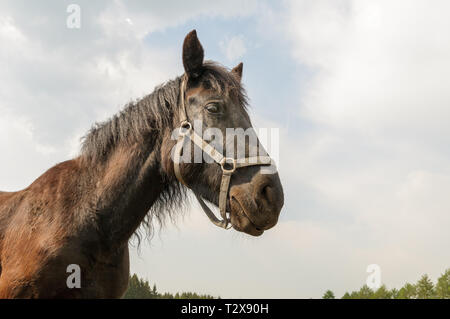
[{"x1": 229, "y1": 197, "x2": 264, "y2": 237}]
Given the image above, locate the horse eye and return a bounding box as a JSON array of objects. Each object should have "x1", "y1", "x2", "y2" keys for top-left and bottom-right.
[{"x1": 205, "y1": 103, "x2": 221, "y2": 114}]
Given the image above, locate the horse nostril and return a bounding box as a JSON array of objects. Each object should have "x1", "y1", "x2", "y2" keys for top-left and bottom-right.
[
  {"x1": 259, "y1": 184, "x2": 271, "y2": 202},
  {"x1": 253, "y1": 173, "x2": 284, "y2": 215}
]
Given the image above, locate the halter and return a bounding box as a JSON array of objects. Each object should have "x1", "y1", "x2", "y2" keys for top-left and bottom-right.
[{"x1": 173, "y1": 74, "x2": 273, "y2": 229}]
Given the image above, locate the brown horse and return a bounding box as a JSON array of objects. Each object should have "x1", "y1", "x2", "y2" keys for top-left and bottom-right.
[{"x1": 0, "y1": 30, "x2": 284, "y2": 298}]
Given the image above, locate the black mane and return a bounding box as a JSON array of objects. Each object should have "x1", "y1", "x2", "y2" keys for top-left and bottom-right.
[{"x1": 80, "y1": 61, "x2": 247, "y2": 164}]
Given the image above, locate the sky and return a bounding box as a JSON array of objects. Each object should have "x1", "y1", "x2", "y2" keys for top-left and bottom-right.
[{"x1": 1, "y1": 0, "x2": 449, "y2": 298}]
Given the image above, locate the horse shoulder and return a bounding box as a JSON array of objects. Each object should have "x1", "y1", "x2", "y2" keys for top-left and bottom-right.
[{"x1": 0, "y1": 158, "x2": 87, "y2": 270}]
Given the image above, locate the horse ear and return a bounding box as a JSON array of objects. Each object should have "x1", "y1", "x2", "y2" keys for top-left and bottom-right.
[
  {"x1": 182, "y1": 30, "x2": 204, "y2": 79},
  {"x1": 231, "y1": 62, "x2": 243, "y2": 82}
]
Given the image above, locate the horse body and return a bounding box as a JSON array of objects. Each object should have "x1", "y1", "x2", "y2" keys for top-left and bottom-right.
[
  {"x1": 0, "y1": 156, "x2": 144, "y2": 298},
  {"x1": 0, "y1": 141, "x2": 164, "y2": 298}
]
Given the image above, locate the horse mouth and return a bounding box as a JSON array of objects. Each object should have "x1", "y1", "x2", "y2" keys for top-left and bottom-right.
[{"x1": 230, "y1": 197, "x2": 264, "y2": 236}]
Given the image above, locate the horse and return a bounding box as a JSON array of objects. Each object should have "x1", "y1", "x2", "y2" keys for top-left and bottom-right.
[{"x1": 0, "y1": 30, "x2": 284, "y2": 298}]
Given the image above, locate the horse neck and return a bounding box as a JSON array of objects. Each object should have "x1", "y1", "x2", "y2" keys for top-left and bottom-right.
[{"x1": 87, "y1": 135, "x2": 168, "y2": 247}]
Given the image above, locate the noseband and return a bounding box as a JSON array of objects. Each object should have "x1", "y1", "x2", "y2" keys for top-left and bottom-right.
[{"x1": 173, "y1": 74, "x2": 273, "y2": 229}]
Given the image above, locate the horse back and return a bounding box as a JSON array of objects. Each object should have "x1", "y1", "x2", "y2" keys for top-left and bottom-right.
[
  {"x1": 0, "y1": 191, "x2": 19, "y2": 275},
  {"x1": 0, "y1": 191, "x2": 17, "y2": 235}
]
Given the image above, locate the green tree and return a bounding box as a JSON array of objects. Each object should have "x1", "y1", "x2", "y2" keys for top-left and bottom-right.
[
  {"x1": 397, "y1": 283, "x2": 417, "y2": 299},
  {"x1": 122, "y1": 273, "x2": 217, "y2": 299},
  {"x1": 349, "y1": 291, "x2": 359, "y2": 299},
  {"x1": 123, "y1": 274, "x2": 156, "y2": 299},
  {"x1": 416, "y1": 274, "x2": 435, "y2": 299},
  {"x1": 357, "y1": 285, "x2": 374, "y2": 299},
  {"x1": 322, "y1": 290, "x2": 335, "y2": 299},
  {"x1": 336, "y1": 267, "x2": 450, "y2": 299},
  {"x1": 435, "y1": 269, "x2": 450, "y2": 299},
  {"x1": 372, "y1": 285, "x2": 392, "y2": 299},
  {"x1": 341, "y1": 292, "x2": 351, "y2": 299},
  {"x1": 390, "y1": 288, "x2": 400, "y2": 299}
]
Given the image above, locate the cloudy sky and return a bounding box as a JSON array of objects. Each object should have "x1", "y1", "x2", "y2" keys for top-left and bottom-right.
[{"x1": 1, "y1": 0, "x2": 449, "y2": 298}]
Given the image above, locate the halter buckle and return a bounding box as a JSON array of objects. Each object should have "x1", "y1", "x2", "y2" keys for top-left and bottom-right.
[
  {"x1": 179, "y1": 121, "x2": 192, "y2": 136},
  {"x1": 220, "y1": 157, "x2": 236, "y2": 174}
]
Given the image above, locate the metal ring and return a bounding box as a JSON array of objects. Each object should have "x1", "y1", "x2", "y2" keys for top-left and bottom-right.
[
  {"x1": 220, "y1": 157, "x2": 236, "y2": 173},
  {"x1": 179, "y1": 121, "x2": 192, "y2": 136}
]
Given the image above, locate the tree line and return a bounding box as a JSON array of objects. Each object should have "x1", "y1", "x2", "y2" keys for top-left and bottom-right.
[
  {"x1": 123, "y1": 268, "x2": 450, "y2": 299},
  {"x1": 123, "y1": 274, "x2": 217, "y2": 299},
  {"x1": 323, "y1": 268, "x2": 450, "y2": 299}
]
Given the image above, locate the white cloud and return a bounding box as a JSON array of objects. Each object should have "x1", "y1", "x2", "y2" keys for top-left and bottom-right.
[
  {"x1": 0, "y1": 16, "x2": 25, "y2": 42},
  {"x1": 287, "y1": 0, "x2": 450, "y2": 137},
  {"x1": 0, "y1": 0, "x2": 257, "y2": 189},
  {"x1": 280, "y1": 0, "x2": 450, "y2": 294},
  {"x1": 220, "y1": 34, "x2": 247, "y2": 61},
  {"x1": 0, "y1": 106, "x2": 62, "y2": 190}
]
